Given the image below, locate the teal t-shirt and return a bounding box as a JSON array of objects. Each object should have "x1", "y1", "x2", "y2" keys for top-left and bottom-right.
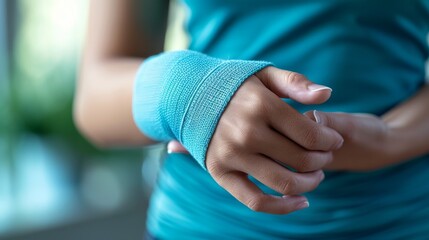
[{"x1": 147, "y1": 0, "x2": 429, "y2": 239}]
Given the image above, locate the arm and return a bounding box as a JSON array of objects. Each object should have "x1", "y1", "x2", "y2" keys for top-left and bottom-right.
[
  {"x1": 73, "y1": 0, "x2": 169, "y2": 147},
  {"x1": 308, "y1": 83, "x2": 429, "y2": 171},
  {"x1": 76, "y1": 1, "x2": 343, "y2": 214},
  {"x1": 133, "y1": 53, "x2": 344, "y2": 214},
  {"x1": 382, "y1": 83, "x2": 429, "y2": 162}
]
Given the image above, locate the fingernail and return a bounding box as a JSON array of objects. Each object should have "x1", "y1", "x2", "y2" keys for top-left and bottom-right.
[
  {"x1": 308, "y1": 84, "x2": 332, "y2": 92},
  {"x1": 313, "y1": 110, "x2": 322, "y2": 124},
  {"x1": 297, "y1": 201, "x2": 310, "y2": 210},
  {"x1": 167, "y1": 149, "x2": 173, "y2": 154}
]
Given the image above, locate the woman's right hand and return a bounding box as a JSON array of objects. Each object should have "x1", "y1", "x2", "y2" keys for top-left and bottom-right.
[{"x1": 170, "y1": 66, "x2": 344, "y2": 214}]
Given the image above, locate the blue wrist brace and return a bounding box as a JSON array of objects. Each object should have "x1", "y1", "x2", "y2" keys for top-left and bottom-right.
[{"x1": 132, "y1": 50, "x2": 271, "y2": 169}]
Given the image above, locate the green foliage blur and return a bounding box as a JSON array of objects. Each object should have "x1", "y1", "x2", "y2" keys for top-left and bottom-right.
[{"x1": 10, "y1": 0, "x2": 101, "y2": 156}]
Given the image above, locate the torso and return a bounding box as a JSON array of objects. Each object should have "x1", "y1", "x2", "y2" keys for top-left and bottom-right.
[{"x1": 147, "y1": 0, "x2": 429, "y2": 238}]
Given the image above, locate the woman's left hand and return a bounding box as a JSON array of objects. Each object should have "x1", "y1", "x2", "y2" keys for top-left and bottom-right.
[{"x1": 304, "y1": 110, "x2": 398, "y2": 171}]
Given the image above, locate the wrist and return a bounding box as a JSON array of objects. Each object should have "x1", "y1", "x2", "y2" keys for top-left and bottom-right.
[
  {"x1": 132, "y1": 50, "x2": 272, "y2": 169},
  {"x1": 382, "y1": 119, "x2": 415, "y2": 165}
]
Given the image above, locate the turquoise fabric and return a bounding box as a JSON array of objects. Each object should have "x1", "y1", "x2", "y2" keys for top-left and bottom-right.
[
  {"x1": 146, "y1": 0, "x2": 429, "y2": 239},
  {"x1": 132, "y1": 50, "x2": 270, "y2": 169}
]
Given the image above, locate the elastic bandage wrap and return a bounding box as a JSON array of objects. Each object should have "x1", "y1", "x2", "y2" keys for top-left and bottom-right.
[{"x1": 132, "y1": 50, "x2": 271, "y2": 169}]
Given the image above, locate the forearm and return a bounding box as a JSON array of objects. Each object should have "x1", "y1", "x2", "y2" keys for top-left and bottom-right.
[
  {"x1": 382, "y1": 83, "x2": 429, "y2": 162},
  {"x1": 74, "y1": 57, "x2": 156, "y2": 147},
  {"x1": 74, "y1": 0, "x2": 169, "y2": 148}
]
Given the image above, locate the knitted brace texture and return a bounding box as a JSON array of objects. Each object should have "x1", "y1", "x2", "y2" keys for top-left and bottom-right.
[{"x1": 133, "y1": 50, "x2": 271, "y2": 169}]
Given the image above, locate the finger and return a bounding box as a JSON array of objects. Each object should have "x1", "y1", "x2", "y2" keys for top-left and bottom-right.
[
  {"x1": 304, "y1": 110, "x2": 360, "y2": 136},
  {"x1": 255, "y1": 66, "x2": 332, "y2": 105},
  {"x1": 241, "y1": 156, "x2": 325, "y2": 195},
  {"x1": 269, "y1": 103, "x2": 344, "y2": 151},
  {"x1": 305, "y1": 110, "x2": 385, "y2": 139},
  {"x1": 214, "y1": 171, "x2": 310, "y2": 214},
  {"x1": 259, "y1": 129, "x2": 333, "y2": 172},
  {"x1": 167, "y1": 140, "x2": 189, "y2": 154}
]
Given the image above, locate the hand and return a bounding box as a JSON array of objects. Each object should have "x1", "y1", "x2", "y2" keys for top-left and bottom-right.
[
  {"x1": 169, "y1": 66, "x2": 343, "y2": 214},
  {"x1": 305, "y1": 110, "x2": 395, "y2": 171}
]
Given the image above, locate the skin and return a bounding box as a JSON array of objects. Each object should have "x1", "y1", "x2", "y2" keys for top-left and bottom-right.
[
  {"x1": 171, "y1": 85, "x2": 429, "y2": 172},
  {"x1": 75, "y1": 0, "x2": 429, "y2": 214},
  {"x1": 74, "y1": 0, "x2": 169, "y2": 147},
  {"x1": 202, "y1": 68, "x2": 344, "y2": 214},
  {"x1": 308, "y1": 84, "x2": 429, "y2": 171}
]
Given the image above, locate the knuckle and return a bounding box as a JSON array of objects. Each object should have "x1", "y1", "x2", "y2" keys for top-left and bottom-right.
[
  {"x1": 208, "y1": 164, "x2": 230, "y2": 185},
  {"x1": 246, "y1": 194, "x2": 265, "y2": 212},
  {"x1": 243, "y1": 87, "x2": 274, "y2": 115},
  {"x1": 206, "y1": 150, "x2": 236, "y2": 176},
  {"x1": 235, "y1": 123, "x2": 261, "y2": 148},
  {"x1": 295, "y1": 152, "x2": 315, "y2": 172},
  {"x1": 211, "y1": 153, "x2": 233, "y2": 172},
  {"x1": 284, "y1": 72, "x2": 306, "y2": 86},
  {"x1": 206, "y1": 158, "x2": 222, "y2": 176},
  {"x1": 207, "y1": 142, "x2": 234, "y2": 165},
  {"x1": 279, "y1": 176, "x2": 298, "y2": 194},
  {"x1": 220, "y1": 144, "x2": 237, "y2": 160},
  {"x1": 302, "y1": 126, "x2": 322, "y2": 149},
  {"x1": 251, "y1": 95, "x2": 271, "y2": 115}
]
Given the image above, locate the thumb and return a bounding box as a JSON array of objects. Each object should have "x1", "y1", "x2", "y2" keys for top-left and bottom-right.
[
  {"x1": 255, "y1": 66, "x2": 332, "y2": 105},
  {"x1": 305, "y1": 110, "x2": 384, "y2": 137},
  {"x1": 304, "y1": 110, "x2": 352, "y2": 136}
]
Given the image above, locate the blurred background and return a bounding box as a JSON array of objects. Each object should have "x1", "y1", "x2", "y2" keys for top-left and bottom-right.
[{"x1": 0, "y1": 0, "x2": 186, "y2": 239}]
